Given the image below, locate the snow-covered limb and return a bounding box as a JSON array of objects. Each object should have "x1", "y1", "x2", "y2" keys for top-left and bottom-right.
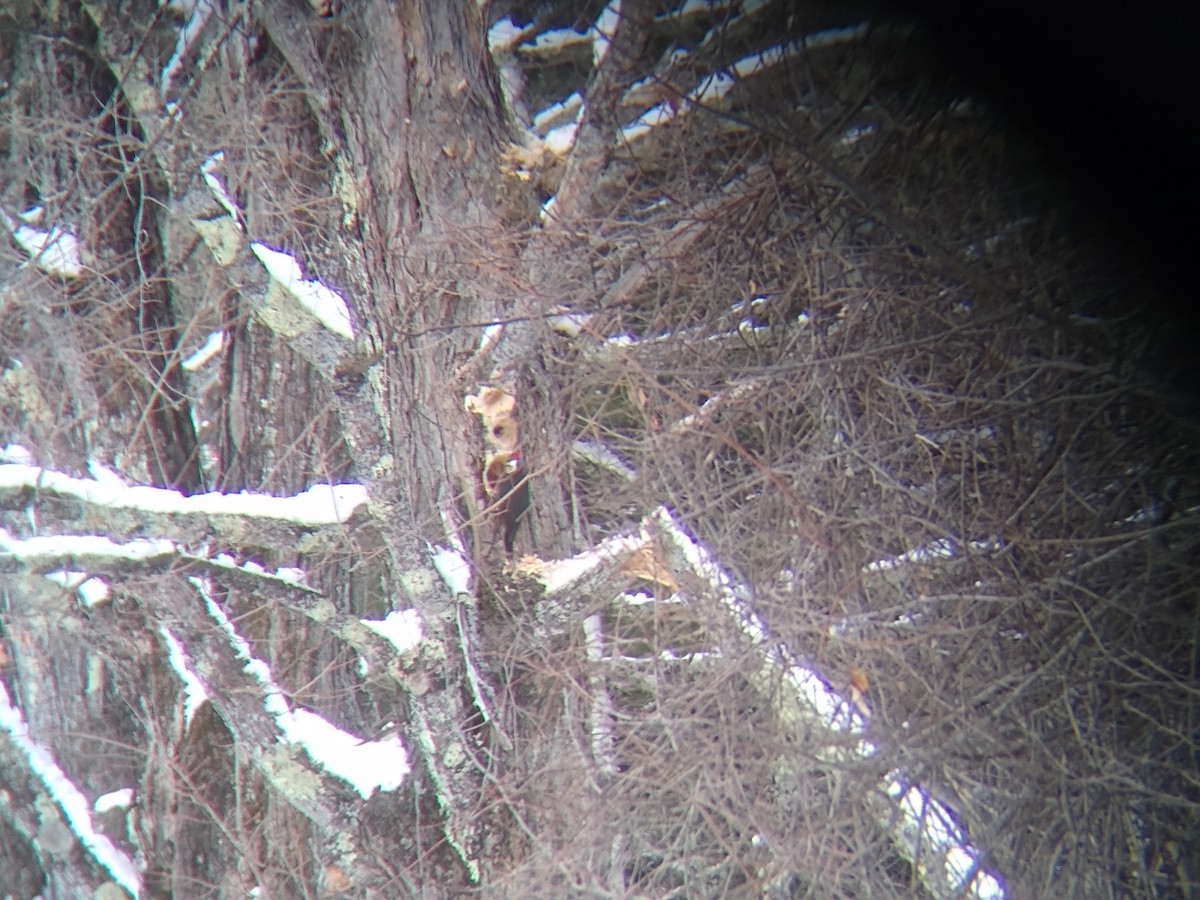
[
  {"x1": 361, "y1": 609, "x2": 423, "y2": 656},
  {"x1": 0, "y1": 463, "x2": 366, "y2": 525},
  {"x1": 181, "y1": 330, "x2": 225, "y2": 372},
  {"x1": 669, "y1": 376, "x2": 770, "y2": 437},
  {"x1": 160, "y1": 627, "x2": 210, "y2": 728},
  {"x1": 430, "y1": 544, "x2": 472, "y2": 596},
  {"x1": 0, "y1": 683, "x2": 141, "y2": 896},
  {"x1": 517, "y1": 25, "x2": 593, "y2": 58},
  {"x1": 648, "y1": 508, "x2": 1005, "y2": 898},
  {"x1": 863, "y1": 536, "x2": 1003, "y2": 574},
  {"x1": 572, "y1": 440, "x2": 638, "y2": 481},
  {"x1": 199, "y1": 151, "x2": 242, "y2": 224},
  {"x1": 160, "y1": 0, "x2": 215, "y2": 97},
  {"x1": 0, "y1": 530, "x2": 176, "y2": 570},
  {"x1": 888, "y1": 776, "x2": 1006, "y2": 899},
  {"x1": 454, "y1": 602, "x2": 513, "y2": 752},
  {"x1": 590, "y1": 0, "x2": 622, "y2": 68},
  {"x1": 535, "y1": 531, "x2": 646, "y2": 597},
  {"x1": 44, "y1": 570, "x2": 112, "y2": 607},
  {"x1": 583, "y1": 613, "x2": 619, "y2": 778},
  {"x1": 411, "y1": 705, "x2": 480, "y2": 883},
  {"x1": 195, "y1": 576, "x2": 411, "y2": 799},
  {"x1": 93, "y1": 788, "x2": 134, "y2": 815},
  {"x1": 533, "y1": 91, "x2": 583, "y2": 135},
  {"x1": 620, "y1": 25, "x2": 870, "y2": 144},
  {"x1": 1, "y1": 207, "x2": 84, "y2": 278},
  {"x1": 251, "y1": 242, "x2": 355, "y2": 340}
]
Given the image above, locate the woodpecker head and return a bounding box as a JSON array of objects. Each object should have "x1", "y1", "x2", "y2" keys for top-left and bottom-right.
[
  {"x1": 466, "y1": 386, "x2": 519, "y2": 452},
  {"x1": 483, "y1": 450, "x2": 521, "y2": 497}
]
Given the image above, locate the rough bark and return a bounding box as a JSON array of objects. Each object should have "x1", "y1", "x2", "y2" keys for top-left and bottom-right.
[{"x1": 1, "y1": 0, "x2": 515, "y2": 893}]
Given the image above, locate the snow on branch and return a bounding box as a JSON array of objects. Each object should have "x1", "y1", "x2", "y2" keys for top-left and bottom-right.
[
  {"x1": 160, "y1": 626, "x2": 210, "y2": 728},
  {"x1": 160, "y1": 0, "x2": 215, "y2": 97},
  {"x1": 200, "y1": 151, "x2": 243, "y2": 225},
  {"x1": 583, "y1": 613, "x2": 619, "y2": 778},
  {"x1": 251, "y1": 242, "x2": 355, "y2": 340},
  {"x1": 650, "y1": 508, "x2": 1006, "y2": 899},
  {"x1": 492, "y1": 492, "x2": 1003, "y2": 897},
  {"x1": 591, "y1": 0, "x2": 623, "y2": 68},
  {"x1": 572, "y1": 439, "x2": 638, "y2": 481},
  {"x1": 193, "y1": 576, "x2": 411, "y2": 799},
  {"x1": 0, "y1": 463, "x2": 366, "y2": 525},
  {"x1": 0, "y1": 530, "x2": 176, "y2": 571},
  {"x1": 0, "y1": 683, "x2": 141, "y2": 896},
  {"x1": 620, "y1": 24, "x2": 869, "y2": 143},
  {"x1": 1, "y1": 206, "x2": 84, "y2": 278}
]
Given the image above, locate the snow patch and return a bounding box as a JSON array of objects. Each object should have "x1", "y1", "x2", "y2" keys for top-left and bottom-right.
[
  {"x1": 252, "y1": 242, "x2": 354, "y2": 339},
  {"x1": 161, "y1": 627, "x2": 210, "y2": 728},
  {"x1": 0, "y1": 683, "x2": 141, "y2": 895},
  {"x1": 361, "y1": 609, "x2": 423, "y2": 655},
  {"x1": 196, "y1": 578, "x2": 410, "y2": 797},
  {"x1": 2, "y1": 208, "x2": 83, "y2": 278},
  {"x1": 0, "y1": 464, "x2": 367, "y2": 525},
  {"x1": 94, "y1": 788, "x2": 134, "y2": 814}
]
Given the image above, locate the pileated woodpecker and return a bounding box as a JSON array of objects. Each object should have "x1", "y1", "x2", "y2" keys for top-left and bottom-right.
[{"x1": 485, "y1": 451, "x2": 531, "y2": 554}]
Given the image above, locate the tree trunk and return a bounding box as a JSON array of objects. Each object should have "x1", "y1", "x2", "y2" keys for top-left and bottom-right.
[{"x1": 3, "y1": 2, "x2": 1199, "y2": 898}]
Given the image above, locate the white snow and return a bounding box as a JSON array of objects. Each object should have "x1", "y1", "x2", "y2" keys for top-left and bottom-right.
[
  {"x1": 1, "y1": 444, "x2": 35, "y2": 465},
  {"x1": 804, "y1": 23, "x2": 870, "y2": 50},
  {"x1": 651, "y1": 505, "x2": 1004, "y2": 897},
  {"x1": 182, "y1": 330, "x2": 226, "y2": 371},
  {"x1": 77, "y1": 576, "x2": 112, "y2": 606},
  {"x1": 1, "y1": 531, "x2": 175, "y2": 562},
  {"x1": 572, "y1": 440, "x2": 637, "y2": 480},
  {"x1": 591, "y1": 1, "x2": 622, "y2": 67},
  {"x1": 44, "y1": 570, "x2": 100, "y2": 602},
  {"x1": 86, "y1": 460, "x2": 127, "y2": 487},
  {"x1": 0, "y1": 464, "x2": 367, "y2": 524},
  {"x1": 621, "y1": 102, "x2": 677, "y2": 142},
  {"x1": 2, "y1": 208, "x2": 83, "y2": 278},
  {"x1": 533, "y1": 92, "x2": 583, "y2": 133},
  {"x1": 864, "y1": 537, "x2": 1001, "y2": 573},
  {"x1": 94, "y1": 788, "x2": 135, "y2": 814},
  {"x1": 621, "y1": 26, "x2": 869, "y2": 145},
  {"x1": 487, "y1": 16, "x2": 526, "y2": 53},
  {"x1": 658, "y1": 0, "x2": 737, "y2": 19},
  {"x1": 275, "y1": 566, "x2": 305, "y2": 584},
  {"x1": 526, "y1": 27, "x2": 592, "y2": 55},
  {"x1": 544, "y1": 120, "x2": 579, "y2": 156},
  {"x1": 430, "y1": 544, "x2": 472, "y2": 596},
  {"x1": 0, "y1": 683, "x2": 141, "y2": 895},
  {"x1": 200, "y1": 151, "x2": 242, "y2": 223},
  {"x1": 161, "y1": 0, "x2": 214, "y2": 97},
  {"x1": 478, "y1": 322, "x2": 504, "y2": 353},
  {"x1": 195, "y1": 577, "x2": 411, "y2": 797},
  {"x1": 888, "y1": 776, "x2": 1005, "y2": 898},
  {"x1": 283, "y1": 708, "x2": 409, "y2": 796},
  {"x1": 161, "y1": 627, "x2": 210, "y2": 727},
  {"x1": 839, "y1": 124, "x2": 877, "y2": 146},
  {"x1": 361, "y1": 609, "x2": 423, "y2": 655},
  {"x1": 583, "y1": 613, "x2": 618, "y2": 775},
  {"x1": 539, "y1": 533, "x2": 644, "y2": 594},
  {"x1": 251, "y1": 242, "x2": 354, "y2": 339}
]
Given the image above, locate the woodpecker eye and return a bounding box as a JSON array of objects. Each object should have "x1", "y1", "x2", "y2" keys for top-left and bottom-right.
[{"x1": 489, "y1": 419, "x2": 517, "y2": 447}]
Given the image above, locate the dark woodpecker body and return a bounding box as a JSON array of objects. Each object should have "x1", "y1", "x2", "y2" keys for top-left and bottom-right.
[{"x1": 486, "y1": 451, "x2": 531, "y2": 554}]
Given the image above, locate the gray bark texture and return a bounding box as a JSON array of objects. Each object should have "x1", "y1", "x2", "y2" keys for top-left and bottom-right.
[{"x1": 2, "y1": 1, "x2": 1199, "y2": 899}]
